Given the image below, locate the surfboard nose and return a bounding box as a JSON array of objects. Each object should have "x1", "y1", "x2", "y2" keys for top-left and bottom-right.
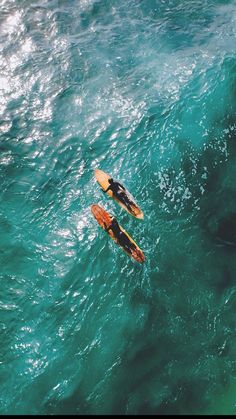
[{"x1": 136, "y1": 212, "x2": 144, "y2": 220}]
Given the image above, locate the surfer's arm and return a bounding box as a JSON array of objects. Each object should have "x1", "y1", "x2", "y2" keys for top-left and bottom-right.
[
  {"x1": 105, "y1": 218, "x2": 116, "y2": 233},
  {"x1": 103, "y1": 186, "x2": 111, "y2": 193},
  {"x1": 104, "y1": 223, "x2": 111, "y2": 232},
  {"x1": 117, "y1": 182, "x2": 125, "y2": 191}
]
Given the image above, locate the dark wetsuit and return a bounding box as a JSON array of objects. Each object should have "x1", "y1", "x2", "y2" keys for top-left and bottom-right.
[
  {"x1": 104, "y1": 180, "x2": 133, "y2": 212},
  {"x1": 105, "y1": 218, "x2": 136, "y2": 255}
]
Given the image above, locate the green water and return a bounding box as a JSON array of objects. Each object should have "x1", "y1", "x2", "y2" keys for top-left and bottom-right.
[{"x1": 1, "y1": 0, "x2": 236, "y2": 415}]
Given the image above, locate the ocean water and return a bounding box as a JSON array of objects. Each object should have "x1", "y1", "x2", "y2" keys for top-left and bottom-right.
[{"x1": 1, "y1": 0, "x2": 236, "y2": 414}]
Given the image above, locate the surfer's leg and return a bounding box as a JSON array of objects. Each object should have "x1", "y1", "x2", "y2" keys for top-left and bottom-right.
[
  {"x1": 119, "y1": 233, "x2": 136, "y2": 255},
  {"x1": 123, "y1": 243, "x2": 132, "y2": 254},
  {"x1": 118, "y1": 191, "x2": 133, "y2": 211}
]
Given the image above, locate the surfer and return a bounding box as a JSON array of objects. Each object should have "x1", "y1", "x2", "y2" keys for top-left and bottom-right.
[
  {"x1": 104, "y1": 217, "x2": 137, "y2": 255},
  {"x1": 103, "y1": 178, "x2": 134, "y2": 212}
]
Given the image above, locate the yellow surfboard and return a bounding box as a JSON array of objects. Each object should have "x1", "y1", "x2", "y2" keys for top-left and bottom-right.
[
  {"x1": 91, "y1": 204, "x2": 145, "y2": 263},
  {"x1": 94, "y1": 169, "x2": 144, "y2": 219}
]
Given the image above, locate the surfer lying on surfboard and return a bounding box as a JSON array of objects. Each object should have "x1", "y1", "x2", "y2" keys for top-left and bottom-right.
[
  {"x1": 104, "y1": 217, "x2": 137, "y2": 255},
  {"x1": 103, "y1": 178, "x2": 134, "y2": 212}
]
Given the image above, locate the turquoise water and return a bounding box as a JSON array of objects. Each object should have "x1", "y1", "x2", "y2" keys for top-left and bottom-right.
[{"x1": 1, "y1": 0, "x2": 236, "y2": 414}]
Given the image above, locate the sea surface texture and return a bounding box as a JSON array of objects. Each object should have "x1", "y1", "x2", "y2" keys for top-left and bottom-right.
[{"x1": 1, "y1": 0, "x2": 236, "y2": 415}]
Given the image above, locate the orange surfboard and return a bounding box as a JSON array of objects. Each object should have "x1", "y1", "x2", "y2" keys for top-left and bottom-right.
[
  {"x1": 94, "y1": 169, "x2": 144, "y2": 219},
  {"x1": 91, "y1": 204, "x2": 145, "y2": 263}
]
